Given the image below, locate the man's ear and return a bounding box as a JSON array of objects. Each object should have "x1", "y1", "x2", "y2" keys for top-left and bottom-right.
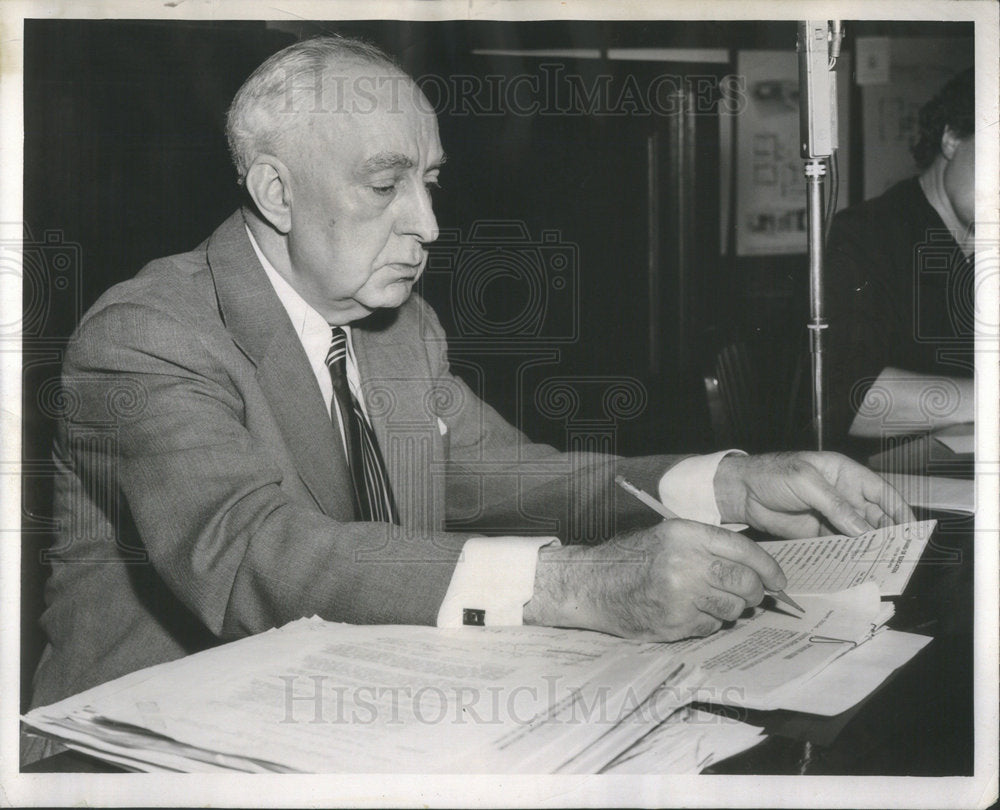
[
  {"x1": 940, "y1": 126, "x2": 962, "y2": 161},
  {"x1": 245, "y1": 157, "x2": 293, "y2": 234}
]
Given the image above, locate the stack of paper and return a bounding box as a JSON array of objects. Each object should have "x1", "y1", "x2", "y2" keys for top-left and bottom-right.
[
  {"x1": 22, "y1": 521, "x2": 937, "y2": 773},
  {"x1": 598, "y1": 707, "x2": 768, "y2": 774},
  {"x1": 24, "y1": 620, "x2": 699, "y2": 773}
]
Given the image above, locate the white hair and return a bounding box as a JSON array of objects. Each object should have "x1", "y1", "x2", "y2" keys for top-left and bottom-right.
[{"x1": 225, "y1": 35, "x2": 401, "y2": 185}]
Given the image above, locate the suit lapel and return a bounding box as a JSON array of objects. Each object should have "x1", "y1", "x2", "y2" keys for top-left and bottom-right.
[{"x1": 206, "y1": 211, "x2": 354, "y2": 519}]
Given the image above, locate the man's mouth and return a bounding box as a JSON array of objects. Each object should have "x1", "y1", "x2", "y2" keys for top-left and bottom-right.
[{"x1": 385, "y1": 261, "x2": 423, "y2": 279}]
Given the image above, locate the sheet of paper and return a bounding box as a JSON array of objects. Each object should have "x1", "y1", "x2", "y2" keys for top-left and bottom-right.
[
  {"x1": 757, "y1": 520, "x2": 936, "y2": 596},
  {"x1": 765, "y1": 629, "x2": 931, "y2": 715},
  {"x1": 932, "y1": 422, "x2": 975, "y2": 455},
  {"x1": 598, "y1": 707, "x2": 766, "y2": 774},
  {"x1": 658, "y1": 583, "x2": 886, "y2": 710},
  {"x1": 881, "y1": 473, "x2": 974, "y2": 515},
  {"x1": 848, "y1": 368, "x2": 971, "y2": 439},
  {"x1": 27, "y1": 713, "x2": 283, "y2": 773},
  {"x1": 552, "y1": 670, "x2": 695, "y2": 774}
]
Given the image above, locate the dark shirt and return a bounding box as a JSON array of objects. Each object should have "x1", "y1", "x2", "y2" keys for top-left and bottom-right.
[{"x1": 824, "y1": 176, "x2": 975, "y2": 443}]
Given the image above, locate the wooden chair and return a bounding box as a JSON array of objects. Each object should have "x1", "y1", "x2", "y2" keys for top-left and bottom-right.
[{"x1": 703, "y1": 330, "x2": 807, "y2": 453}]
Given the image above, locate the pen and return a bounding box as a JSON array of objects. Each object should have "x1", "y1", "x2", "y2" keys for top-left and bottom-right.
[{"x1": 613, "y1": 475, "x2": 804, "y2": 614}]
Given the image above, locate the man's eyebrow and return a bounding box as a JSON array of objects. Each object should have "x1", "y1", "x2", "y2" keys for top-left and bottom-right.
[
  {"x1": 359, "y1": 152, "x2": 448, "y2": 173},
  {"x1": 360, "y1": 152, "x2": 414, "y2": 173}
]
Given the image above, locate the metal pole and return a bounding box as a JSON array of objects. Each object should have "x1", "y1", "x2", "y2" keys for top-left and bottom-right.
[
  {"x1": 805, "y1": 158, "x2": 827, "y2": 449},
  {"x1": 797, "y1": 19, "x2": 841, "y2": 451}
]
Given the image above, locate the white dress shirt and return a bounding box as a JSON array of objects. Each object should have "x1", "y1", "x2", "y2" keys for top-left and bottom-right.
[{"x1": 247, "y1": 226, "x2": 739, "y2": 628}]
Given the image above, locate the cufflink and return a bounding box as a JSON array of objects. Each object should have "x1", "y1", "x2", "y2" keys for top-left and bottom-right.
[{"x1": 462, "y1": 608, "x2": 485, "y2": 626}]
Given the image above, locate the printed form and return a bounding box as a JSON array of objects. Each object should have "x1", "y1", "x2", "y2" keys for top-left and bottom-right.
[{"x1": 757, "y1": 519, "x2": 936, "y2": 596}]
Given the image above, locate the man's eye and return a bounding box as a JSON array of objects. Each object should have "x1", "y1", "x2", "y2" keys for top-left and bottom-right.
[
  {"x1": 371, "y1": 184, "x2": 396, "y2": 197},
  {"x1": 424, "y1": 180, "x2": 441, "y2": 193}
]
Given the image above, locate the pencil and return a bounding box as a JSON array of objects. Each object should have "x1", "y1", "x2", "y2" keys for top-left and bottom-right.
[{"x1": 613, "y1": 475, "x2": 804, "y2": 614}]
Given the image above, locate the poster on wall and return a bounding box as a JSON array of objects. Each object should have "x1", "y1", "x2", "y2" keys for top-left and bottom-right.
[
  {"x1": 734, "y1": 49, "x2": 851, "y2": 256},
  {"x1": 858, "y1": 37, "x2": 973, "y2": 199}
]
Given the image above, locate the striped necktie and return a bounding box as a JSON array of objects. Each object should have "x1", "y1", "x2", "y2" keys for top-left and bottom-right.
[{"x1": 325, "y1": 326, "x2": 399, "y2": 523}]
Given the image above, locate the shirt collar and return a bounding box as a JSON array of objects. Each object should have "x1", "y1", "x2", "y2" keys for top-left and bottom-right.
[{"x1": 245, "y1": 225, "x2": 352, "y2": 356}]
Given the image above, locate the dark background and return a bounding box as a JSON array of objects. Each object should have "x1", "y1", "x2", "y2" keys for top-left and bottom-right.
[{"x1": 20, "y1": 18, "x2": 974, "y2": 710}]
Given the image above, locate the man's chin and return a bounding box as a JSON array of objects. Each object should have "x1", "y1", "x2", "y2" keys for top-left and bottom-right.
[{"x1": 359, "y1": 282, "x2": 414, "y2": 312}]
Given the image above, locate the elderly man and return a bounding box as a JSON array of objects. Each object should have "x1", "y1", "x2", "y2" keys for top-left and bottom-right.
[{"x1": 25, "y1": 35, "x2": 910, "y2": 763}]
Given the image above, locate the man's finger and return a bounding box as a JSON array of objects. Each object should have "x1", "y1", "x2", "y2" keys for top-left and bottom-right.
[
  {"x1": 687, "y1": 612, "x2": 724, "y2": 638},
  {"x1": 701, "y1": 524, "x2": 787, "y2": 592},
  {"x1": 785, "y1": 464, "x2": 875, "y2": 536},
  {"x1": 695, "y1": 588, "x2": 750, "y2": 622},
  {"x1": 812, "y1": 453, "x2": 915, "y2": 527},
  {"x1": 706, "y1": 558, "x2": 766, "y2": 605},
  {"x1": 860, "y1": 470, "x2": 916, "y2": 525},
  {"x1": 863, "y1": 501, "x2": 891, "y2": 531}
]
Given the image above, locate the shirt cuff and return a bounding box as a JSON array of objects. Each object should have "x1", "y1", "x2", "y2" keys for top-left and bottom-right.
[
  {"x1": 658, "y1": 449, "x2": 747, "y2": 526},
  {"x1": 436, "y1": 536, "x2": 561, "y2": 628}
]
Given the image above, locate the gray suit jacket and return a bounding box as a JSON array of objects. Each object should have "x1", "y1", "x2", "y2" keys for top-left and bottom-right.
[{"x1": 30, "y1": 210, "x2": 680, "y2": 717}]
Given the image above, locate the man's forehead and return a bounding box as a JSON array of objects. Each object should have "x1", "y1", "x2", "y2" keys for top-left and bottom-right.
[
  {"x1": 282, "y1": 61, "x2": 442, "y2": 168},
  {"x1": 325, "y1": 103, "x2": 442, "y2": 168},
  {"x1": 316, "y1": 61, "x2": 427, "y2": 110},
  {"x1": 341, "y1": 109, "x2": 443, "y2": 168}
]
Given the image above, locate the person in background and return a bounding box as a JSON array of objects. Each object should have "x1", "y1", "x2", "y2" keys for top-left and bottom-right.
[{"x1": 824, "y1": 67, "x2": 975, "y2": 445}]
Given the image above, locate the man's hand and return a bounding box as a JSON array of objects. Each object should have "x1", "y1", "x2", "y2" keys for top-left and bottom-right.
[
  {"x1": 523, "y1": 520, "x2": 786, "y2": 641},
  {"x1": 713, "y1": 451, "x2": 915, "y2": 539}
]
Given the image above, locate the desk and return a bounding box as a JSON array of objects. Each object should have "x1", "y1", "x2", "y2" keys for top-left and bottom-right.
[{"x1": 22, "y1": 513, "x2": 976, "y2": 776}]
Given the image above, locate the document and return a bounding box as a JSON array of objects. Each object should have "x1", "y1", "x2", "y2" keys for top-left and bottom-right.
[
  {"x1": 881, "y1": 473, "x2": 974, "y2": 515},
  {"x1": 664, "y1": 582, "x2": 891, "y2": 710},
  {"x1": 756, "y1": 519, "x2": 936, "y2": 595},
  {"x1": 932, "y1": 422, "x2": 975, "y2": 455},
  {"x1": 767, "y1": 628, "x2": 931, "y2": 715}
]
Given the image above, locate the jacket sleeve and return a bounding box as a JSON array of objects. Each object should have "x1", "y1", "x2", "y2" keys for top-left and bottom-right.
[
  {"x1": 59, "y1": 299, "x2": 466, "y2": 640},
  {"x1": 414, "y1": 298, "x2": 690, "y2": 543}
]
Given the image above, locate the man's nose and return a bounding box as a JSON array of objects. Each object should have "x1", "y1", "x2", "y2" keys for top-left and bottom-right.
[{"x1": 398, "y1": 181, "x2": 439, "y2": 245}]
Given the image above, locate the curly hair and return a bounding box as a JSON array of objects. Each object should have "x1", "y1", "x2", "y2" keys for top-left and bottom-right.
[{"x1": 910, "y1": 67, "x2": 974, "y2": 170}]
